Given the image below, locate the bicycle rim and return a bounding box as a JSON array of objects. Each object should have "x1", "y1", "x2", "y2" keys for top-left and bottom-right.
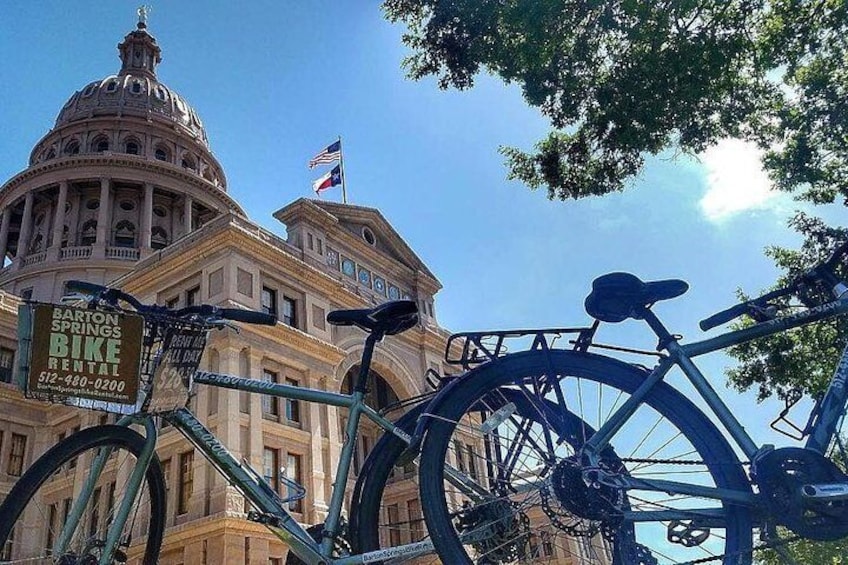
[
  {"x1": 0, "y1": 424, "x2": 165, "y2": 565},
  {"x1": 419, "y1": 350, "x2": 753, "y2": 564}
]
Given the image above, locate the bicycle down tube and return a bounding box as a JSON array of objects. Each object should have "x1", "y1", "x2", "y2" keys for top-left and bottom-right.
[{"x1": 145, "y1": 368, "x2": 471, "y2": 564}]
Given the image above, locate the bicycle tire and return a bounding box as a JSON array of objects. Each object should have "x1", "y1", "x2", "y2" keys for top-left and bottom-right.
[
  {"x1": 0, "y1": 424, "x2": 166, "y2": 565},
  {"x1": 418, "y1": 350, "x2": 754, "y2": 565},
  {"x1": 348, "y1": 403, "x2": 426, "y2": 559}
]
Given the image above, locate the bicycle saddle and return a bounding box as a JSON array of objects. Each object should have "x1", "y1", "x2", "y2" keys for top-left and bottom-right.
[
  {"x1": 585, "y1": 272, "x2": 689, "y2": 323},
  {"x1": 327, "y1": 300, "x2": 419, "y2": 336}
]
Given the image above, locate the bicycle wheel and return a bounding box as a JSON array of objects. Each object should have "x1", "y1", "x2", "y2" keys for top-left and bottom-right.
[
  {"x1": 419, "y1": 350, "x2": 754, "y2": 565},
  {"x1": 0, "y1": 424, "x2": 166, "y2": 565},
  {"x1": 349, "y1": 403, "x2": 429, "y2": 561}
]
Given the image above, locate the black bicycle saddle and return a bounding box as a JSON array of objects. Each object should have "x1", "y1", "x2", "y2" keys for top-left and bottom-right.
[
  {"x1": 327, "y1": 300, "x2": 419, "y2": 336},
  {"x1": 585, "y1": 272, "x2": 688, "y2": 323}
]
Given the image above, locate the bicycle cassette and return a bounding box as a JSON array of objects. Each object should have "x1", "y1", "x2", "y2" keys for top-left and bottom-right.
[{"x1": 754, "y1": 447, "x2": 848, "y2": 541}]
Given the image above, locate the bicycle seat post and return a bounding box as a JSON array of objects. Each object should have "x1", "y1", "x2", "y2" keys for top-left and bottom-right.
[{"x1": 353, "y1": 331, "x2": 383, "y2": 393}]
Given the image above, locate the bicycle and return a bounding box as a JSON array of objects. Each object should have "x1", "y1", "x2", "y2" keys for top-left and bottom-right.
[
  {"x1": 0, "y1": 280, "x2": 443, "y2": 564},
  {"x1": 410, "y1": 241, "x2": 848, "y2": 564}
]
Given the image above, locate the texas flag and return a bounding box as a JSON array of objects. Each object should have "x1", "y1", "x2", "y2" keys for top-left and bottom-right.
[{"x1": 313, "y1": 165, "x2": 342, "y2": 194}]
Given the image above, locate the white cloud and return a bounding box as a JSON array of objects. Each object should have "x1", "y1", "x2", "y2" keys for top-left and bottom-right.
[{"x1": 698, "y1": 139, "x2": 780, "y2": 221}]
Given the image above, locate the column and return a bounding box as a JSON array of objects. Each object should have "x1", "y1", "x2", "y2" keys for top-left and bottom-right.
[
  {"x1": 308, "y1": 372, "x2": 329, "y2": 517},
  {"x1": 184, "y1": 194, "x2": 193, "y2": 236},
  {"x1": 140, "y1": 183, "x2": 153, "y2": 257},
  {"x1": 15, "y1": 192, "x2": 34, "y2": 261},
  {"x1": 0, "y1": 207, "x2": 11, "y2": 266},
  {"x1": 49, "y1": 181, "x2": 68, "y2": 258},
  {"x1": 94, "y1": 177, "x2": 111, "y2": 258}
]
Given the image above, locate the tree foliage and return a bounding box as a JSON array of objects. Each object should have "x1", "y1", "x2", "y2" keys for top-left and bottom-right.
[
  {"x1": 726, "y1": 214, "x2": 848, "y2": 402},
  {"x1": 383, "y1": 0, "x2": 848, "y2": 202}
]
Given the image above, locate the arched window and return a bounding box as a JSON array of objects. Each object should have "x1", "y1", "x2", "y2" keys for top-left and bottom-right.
[
  {"x1": 342, "y1": 366, "x2": 400, "y2": 411},
  {"x1": 154, "y1": 146, "x2": 169, "y2": 162},
  {"x1": 181, "y1": 155, "x2": 196, "y2": 171},
  {"x1": 151, "y1": 226, "x2": 169, "y2": 250},
  {"x1": 64, "y1": 141, "x2": 80, "y2": 155},
  {"x1": 92, "y1": 136, "x2": 109, "y2": 153},
  {"x1": 125, "y1": 140, "x2": 140, "y2": 155},
  {"x1": 113, "y1": 220, "x2": 136, "y2": 248},
  {"x1": 80, "y1": 219, "x2": 97, "y2": 246}
]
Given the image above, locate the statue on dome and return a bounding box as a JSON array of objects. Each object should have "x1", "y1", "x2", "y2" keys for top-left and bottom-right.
[{"x1": 137, "y1": 5, "x2": 151, "y2": 27}]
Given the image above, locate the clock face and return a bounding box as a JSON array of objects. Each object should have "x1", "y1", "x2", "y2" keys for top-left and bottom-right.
[
  {"x1": 359, "y1": 269, "x2": 371, "y2": 287},
  {"x1": 388, "y1": 286, "x2": 400, "y2": 300},
  {"x1": 374, "y1": 277, "x2": 386, "y2": 294},
  {"x1": 342, "y1": 258, "x2": 355, "y2": 277}
]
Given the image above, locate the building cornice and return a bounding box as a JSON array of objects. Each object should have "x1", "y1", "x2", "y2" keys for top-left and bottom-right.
[{"x1": 0, "y1": 154, "x2": 244, "y2": 215}]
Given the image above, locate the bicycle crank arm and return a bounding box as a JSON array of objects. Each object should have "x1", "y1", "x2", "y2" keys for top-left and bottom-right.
[{"x1": 801, "y1": 483, "x2": 848, "y2": 500}]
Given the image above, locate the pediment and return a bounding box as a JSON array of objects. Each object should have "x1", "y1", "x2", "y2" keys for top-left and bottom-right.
[{"x1": 273, "y1": 198, "x2": 441, "y2": 289}]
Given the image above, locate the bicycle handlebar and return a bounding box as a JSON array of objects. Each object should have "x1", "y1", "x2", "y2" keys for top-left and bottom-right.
[
  {"x1": 699, "y1": 239, "x2": 848, "y2": 331},
  {"x1": 65, "y1": 280, "x2": 276, "y2": 326}
]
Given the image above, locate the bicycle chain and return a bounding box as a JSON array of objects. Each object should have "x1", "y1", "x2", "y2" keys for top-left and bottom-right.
[{"x1": 616, "y1": 457, "x2": 803, "y2": 564}]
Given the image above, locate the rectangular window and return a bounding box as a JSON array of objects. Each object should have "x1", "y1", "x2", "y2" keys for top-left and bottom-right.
[
  {"x1": 165, "y1": 296, "x2": 179, "y2": 309},
  {"x1": 465, "y1": 444, "x2": 478, "y2": 481},
  {"x1": 387, "y1": 504, "x2": 401, "y2": 547},
  {"x1": 285, "y1": 377, "x2": 301, "y2": 424},
  {"x1": 8, "y1": 433, "x2": 26, "y2": 476},
  {"x1": 0, "y1": 347, "x2": 14, "y2": 384},
  {"x1": 307, "y1": 233, "x2": 314, "y2": 250},
  {"x1": 263, "y1": 447, "x2": 279, "y2": 493},
  {"x1": 20, "y1": 288, "x2": 33, "y2": 301},
  {"x1": 178, "y1": 451, "x2": 194, "y2": 515},
  {"x1": 106, "y1": 482, "x2": 116, "y2": 527},
  {"x1": 453, "y1": 440, "x2": 466, "y2": 474},
  {"x1": 261, "y1": 286, "x2": 277, "y2": 317},
  {"x1": 286, "y1": 453, "x2": 303, "y2": 513},
  {"x1": 282, "y1": 296, "x2": 297, "y2": 327},
  {"x1": 270, "y1": 558, "x2": 282, "y2": 565},
  {"x1": 541, "y1": 530, "x2": 555, "y2": 557},
  {"x1": 161, "y1": 458, "x2": 171, "y2": 510},
  {"x1": 46, "y1": 503, "x2": 57, "y2": 553},
  {"x1": 262, "y1": 369, "x2": 279, "y2": 418},
  {"x1": 186, "y1": 286, "x2": 200, "y2": 306},
  {"x1": 88, "y1": 487, "x2": 101, "y2": 537},
  {"x1": 407, "y1": 499, "x2": 424, "y2": 542}
]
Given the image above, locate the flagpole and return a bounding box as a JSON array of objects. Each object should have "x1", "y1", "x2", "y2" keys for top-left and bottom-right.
[{"x1": 338, "y1": 135, "x2": 348, "y2": 204}]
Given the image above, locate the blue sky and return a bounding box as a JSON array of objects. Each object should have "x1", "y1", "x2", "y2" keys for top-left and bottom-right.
[{"x1": 2, "y1": 2, "x2": 843, "y2": 445}]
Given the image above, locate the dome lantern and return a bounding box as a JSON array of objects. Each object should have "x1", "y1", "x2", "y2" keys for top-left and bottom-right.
[{"x1": 117, "y1": 16, "x2": 161, "y2": 79}]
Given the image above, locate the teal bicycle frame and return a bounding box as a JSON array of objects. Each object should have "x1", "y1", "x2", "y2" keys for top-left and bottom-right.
[
  {"x1": 582, "y1": 291, "x2": 848, "y2": 521},
  {"x1": 61, "y1": 334, "x2": 443, "y2": 565}
]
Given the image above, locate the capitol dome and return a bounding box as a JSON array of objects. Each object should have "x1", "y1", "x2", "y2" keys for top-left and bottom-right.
[
  {"x1": 0, "y1": 19, "x2": 245, "y2": 302},
  {"x1": 55, "y1": 25, "x2": 208, "y2": 148}
]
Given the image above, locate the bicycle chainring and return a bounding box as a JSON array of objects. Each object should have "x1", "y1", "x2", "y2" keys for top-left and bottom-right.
[{"x1": 755, "y1": 447, "x2": 848, "y2": 541}]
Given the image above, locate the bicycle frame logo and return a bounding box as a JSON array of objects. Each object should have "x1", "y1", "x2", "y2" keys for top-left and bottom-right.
[{"x1": 20, "y1": 304, "x2": 144, "y2": 404}]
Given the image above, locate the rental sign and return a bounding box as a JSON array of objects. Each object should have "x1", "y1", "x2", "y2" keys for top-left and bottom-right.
[{"x1": 24, "y1": 304, "x2": 144, "y2": 404}]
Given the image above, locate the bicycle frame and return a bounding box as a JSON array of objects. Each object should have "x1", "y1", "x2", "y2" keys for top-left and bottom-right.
[
  {"x1": 67, "y1": 369, "x2": 441, "y2": 565},
  {"x1": 581, "y1": 291, "x2": 848, "y2": 516}
]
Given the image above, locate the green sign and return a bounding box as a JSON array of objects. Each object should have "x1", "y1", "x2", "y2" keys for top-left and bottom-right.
[{"x1": 26, "y1": 304, "x2": 144, "y2": 404}]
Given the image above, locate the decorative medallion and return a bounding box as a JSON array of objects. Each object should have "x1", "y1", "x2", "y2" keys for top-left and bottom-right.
[
  {"x1": 342, "y1": 258, "x2": 356, "y2": 278},
  {"x1": 388, "y1": 285, "x2": 400, "y2": 300},
  {"x1": 327, "y1": 249, "x2": 339, "y2": 268},
  {"x1": 358, "y1": 268, "x2": 372, "y2": 287},
  {"x1": 374, "y1": 277, "x2": 386, "y2": 295}
]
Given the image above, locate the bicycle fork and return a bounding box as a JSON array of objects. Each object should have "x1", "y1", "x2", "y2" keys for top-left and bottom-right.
[{"x1": 54, "y1": 416, "x2": 159, "y2": 565}]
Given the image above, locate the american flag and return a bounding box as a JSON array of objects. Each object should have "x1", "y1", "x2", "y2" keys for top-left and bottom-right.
[{"x1": 308, "y1": 140, "x2": 341, "y2": 169}]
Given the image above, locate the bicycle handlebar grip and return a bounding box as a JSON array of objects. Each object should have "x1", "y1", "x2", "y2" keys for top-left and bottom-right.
[
  {"x1": 699, "y1": 302, "x2": 750, "y2": 331},
  {"x1": 218, "y1": 308, "x2": 277, "y2": 326},
  {"x1": 65, "y1": 280, "x2": 108, "y2": 295}
]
